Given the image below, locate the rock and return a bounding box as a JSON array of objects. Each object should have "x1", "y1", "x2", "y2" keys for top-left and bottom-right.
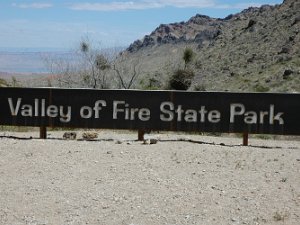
[
  {"x1": 278, "y1": 46, "x2": 291, "y2": 54},
  {"x1": 63, "y1": 132, "x2": 77, "y2": 140},
  {"x1": 143, "y1": 35, "x2": 156, "y2": 47},
  {"x1": 259, "y1": 4, "x2": 273, "y2": 13},
  {"x1": 127, "y1": 40, "x2": 142, "y2": 52},
  {"x1": 231, "y1": 217, "x2": 238, "y2": 222},
  {"x1": 195, "y1": 29, "x2": 221, "y2": 44},
  {"x1": 155, "y1": 24, "x2": 171, "y2": 34},
  {"x1": 246, "y1": 19, "x2": 257, "y2": 29},
  {"x1": 224, "y1": 14, "x2": 235, "y2": 20},
  {"x1": 185, "y1": 215, "x2": 191, "y2": 219},
  {"x1": 188, "y1": 14, "x2": 211, "y2": 25},
  {"x1": 150, "y1": 139, "x2": 158, "y2": 144},
  {"x1": 115, "y1": 140, "x2": 123, "y2": 144},
  {"x1": 82, "y1": 132, "x2": 98, "y2": 140},
  {"x1": 125, "y1": 13, "x2": 224, "y2": 53},
  {"x1": 292, "y1": 16, "x2": 300, "y2": 26},
  {"x1": 143, "y1": 138, "x2": 158, "y2": 145},
  {"x1": 161, "y1": 33, "x2": 179, "y2": 44}
]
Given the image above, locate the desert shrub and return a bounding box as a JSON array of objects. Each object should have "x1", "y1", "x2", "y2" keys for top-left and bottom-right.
[
  {"x1": 194, "y1": 83, "x2": 206, "y2": 91},
  {"x1": 145, "y1": 77, "x2": 162, "y2": 90},
  {"x1": 183, "y1": 48, "x2": 195, "y2": 69},
  {"x1": 254, "y1": 84, "x2": 270, "y2": 92},
  {"x1": 168, "y1": 69, "x2": 195, "y2": 90}
]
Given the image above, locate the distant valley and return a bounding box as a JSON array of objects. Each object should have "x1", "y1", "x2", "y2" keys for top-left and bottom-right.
[{"x1": 0, "y1": 51, "x2": 76, "y2": 74}]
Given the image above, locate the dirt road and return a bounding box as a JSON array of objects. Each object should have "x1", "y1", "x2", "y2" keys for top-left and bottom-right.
[{"x1": 0, "y1": 131, "x2": 299, "y2": 225}]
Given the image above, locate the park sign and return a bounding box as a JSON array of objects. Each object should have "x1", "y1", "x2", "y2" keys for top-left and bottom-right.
[{"x1": 0, "y1": 87, "x2": 299, "y2": 135}]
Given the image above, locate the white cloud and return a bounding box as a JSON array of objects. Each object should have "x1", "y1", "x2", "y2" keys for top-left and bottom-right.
[
  {"x1": 12, "y1": 3, "x2": 53, "y2": 9},
  {"x1": 69, "y1": 0, "x2": 216, "y2": 11},
  {"x1": 157, "y1": 0, "x2": 215, "y2": 8},
  {"x1": 68, "y1": 0, "x2": 275, "y2": 11}
]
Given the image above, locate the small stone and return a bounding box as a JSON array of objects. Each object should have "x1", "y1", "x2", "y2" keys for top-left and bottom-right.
[
  {"x1": 82, "y1": 132, "x2": 98, "y2": 140},
  {"x1": 63, "y1": 132, "x2": 77, "y2": 140},
  {"x1": 143, "y1": 139, "x2": 150, "y2": 145},
  {"x1": 143, "y1": 138, "x2": 158, "y2": 145},
  {"x1": 280, "y1": 178, "x2": 287, "y2": 182},
  {"x1": 231, "y1": 217, "x2": 238, "y2": 222},
  {"x1": 115, "y1": 140, "x2": 123, "y2": 144},
  {"x1": 150, "y1": 138, "x2": 158, "y2": 144}
]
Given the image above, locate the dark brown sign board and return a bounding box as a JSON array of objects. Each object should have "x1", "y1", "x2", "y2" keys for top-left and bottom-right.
[{"x1": 0, "y1": 87, "x2": 299, "y2": 135}]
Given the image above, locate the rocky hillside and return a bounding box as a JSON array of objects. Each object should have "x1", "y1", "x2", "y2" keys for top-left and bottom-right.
[
  {"x1": 127, "y1": 14, "x2": 223, "y2": 52},
  {"x1": 124, "y1": 0, "x2": 300, "y2": 92}
]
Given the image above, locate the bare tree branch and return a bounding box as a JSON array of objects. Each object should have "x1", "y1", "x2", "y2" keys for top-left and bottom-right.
[{"x1": 112, "y1": 53, "x2": 141, "y2": 89}]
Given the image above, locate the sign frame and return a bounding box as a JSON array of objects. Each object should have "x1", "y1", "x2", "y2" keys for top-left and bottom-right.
[{"x1": 0, "y1": 87, "x2": 299, "y2": 136}]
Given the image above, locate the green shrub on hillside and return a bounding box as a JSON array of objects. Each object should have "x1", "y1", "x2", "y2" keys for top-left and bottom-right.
[
  {"x1": 168, "y1": 69, "x2": 195, "y2": 90},
  {"x1": 183, "y1": 48, "x2": 195, "y2": 69}
]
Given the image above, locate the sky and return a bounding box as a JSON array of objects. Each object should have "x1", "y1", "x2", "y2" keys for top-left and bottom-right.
[{"x1": 0, "y1": 0, "x2": 283, "y2": 51}]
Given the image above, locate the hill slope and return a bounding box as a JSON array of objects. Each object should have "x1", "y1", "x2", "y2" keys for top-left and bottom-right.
[{"x1": 124, "y1": 0, "x2": 300, "y2": 92}]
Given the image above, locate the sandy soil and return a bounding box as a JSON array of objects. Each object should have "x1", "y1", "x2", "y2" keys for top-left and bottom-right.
[{"x1": 0, "y1": 131, "x2": 299, "y2": 225}]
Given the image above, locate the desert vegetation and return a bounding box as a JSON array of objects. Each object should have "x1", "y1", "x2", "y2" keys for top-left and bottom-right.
[{"x1": 1, "y1": 0, "x2": 299, "y2": 93}]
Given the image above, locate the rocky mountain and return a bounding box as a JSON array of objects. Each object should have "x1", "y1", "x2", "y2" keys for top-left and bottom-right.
[
  {"x1": 124, "y1": 0, "x2": 300, "y2": 92},
  {"x1": 127, "y1": 14, "x2": 223, "y2": 52}
]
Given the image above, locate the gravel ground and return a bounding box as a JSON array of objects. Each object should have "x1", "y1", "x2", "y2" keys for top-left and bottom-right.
[{"x1": 0, "y1": 131, "x2": 299, "y2": 225}]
